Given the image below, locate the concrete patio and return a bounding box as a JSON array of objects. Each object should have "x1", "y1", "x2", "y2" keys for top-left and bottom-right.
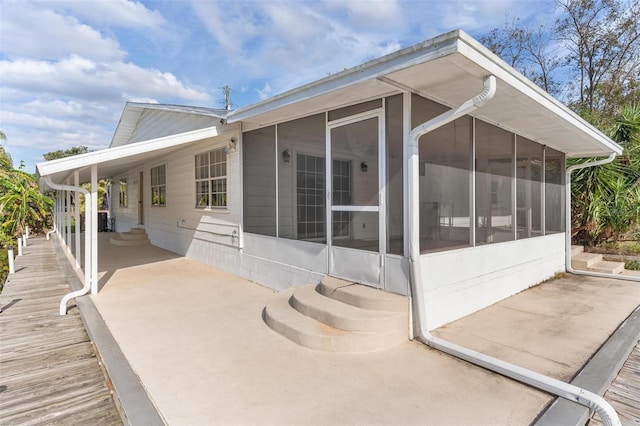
[{"x1": 68, "y1": 234, "x2": 639, "y2": 425}]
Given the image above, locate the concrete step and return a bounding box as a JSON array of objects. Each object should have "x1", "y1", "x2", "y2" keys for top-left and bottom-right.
[
  {"x1": 119, "y1": 231, "x2": 149, "y2": 241},
  {"x1": 571, "y1": 252, "x2": 603, "y2": 270},
  {"x1": 621, "y1": 269, "x2": 640, "y2": 276},
  {"x1": 588, "y1": 260, "x2": 625, "y2": 275},
  {"x1": 571, "y1": 245, "x2": 584, "y2": 256},
  {"x1": 109, "y1": 235, "x2": 150, "y2": 246},
  {"x1": 290, "y1": 284, "x2": 406, "y2": 333},
  {"x1": 129, "y1": 228, "x2": 147, "y2": 234},
  {"x1": 263, "y1": 288, "x2": 407, "y2": 353},
  {"x1": 319, "y1": 276, "x2": 408, "y2": 313}
]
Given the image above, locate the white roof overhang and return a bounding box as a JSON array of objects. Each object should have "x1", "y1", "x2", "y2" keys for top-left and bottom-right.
[
  {"x1": 228, "y1": 29, "x2": 621, "y2": 158},
  {"x1": 36, "y1": 124, "x2": 235, "y2": 191}
]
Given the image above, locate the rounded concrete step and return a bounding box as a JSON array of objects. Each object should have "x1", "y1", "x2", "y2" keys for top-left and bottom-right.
[
  {"x1": 290, "y1": 284, "x2": 406, "y2": 333},
  {"x1": 319, "y1": 276, "x2": 408, "y2": 313},
  {"x1": 109, "y1": 235, "x2": 150, "y2": 246},
  {"x1": 129, "y1": 228, "x2": 147, "y2": 234},
  {"x1": 119, "y1": 231, "x2": 149, "y2": 241},
  {"x1": 264, "y1": 288, "x2": 407, "y2": 353}
]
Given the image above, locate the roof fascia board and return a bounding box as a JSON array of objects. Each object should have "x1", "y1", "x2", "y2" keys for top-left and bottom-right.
[
  {"x1": 456, "y1": 31, "x2": 622, "y2": 156},
  {"x1": 227, "y1": 30, "x2": 461, "y2": 123},
  {"x1": 37, "y1": 124, "x2": 233, "y2": 178}
]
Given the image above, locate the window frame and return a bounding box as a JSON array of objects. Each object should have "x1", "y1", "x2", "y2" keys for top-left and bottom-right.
[
  {"x1": 150, "y1": 164, "x2": 167, "y2": 207},
  {"x1": 195, "y1": 147, "x2": 228, "y2": 210},
  {"x1": 118, "y1": 178, "x2": 128, "y2": 208}
]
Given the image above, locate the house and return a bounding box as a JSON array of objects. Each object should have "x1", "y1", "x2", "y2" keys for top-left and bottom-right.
[{"x1": 36, "y1": 29, "x2": 622, "y2": 331}]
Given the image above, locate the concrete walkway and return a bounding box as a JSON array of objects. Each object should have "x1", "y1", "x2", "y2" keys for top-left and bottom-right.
[{"x1": 79, "y1": 235, "x2": 639, "y2": 425}]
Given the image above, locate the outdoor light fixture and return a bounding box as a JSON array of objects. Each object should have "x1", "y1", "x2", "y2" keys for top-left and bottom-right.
[
  {"x1": 225, "y1": 138, "x2": 237, "y2": 155},
  {"x1": 282, "y1": 148, "x2": 291, "y2": 162},
  {"x1": 360, "y1": 161, "x2": 368, "y2": 172}
]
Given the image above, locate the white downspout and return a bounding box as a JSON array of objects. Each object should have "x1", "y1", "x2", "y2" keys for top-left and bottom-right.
[
  {"x1": 565, "y1": 154, "x2": 640, "y2": 282},
  {"x1": 407, "y1": 76, "x2": 621, "y2": 426},
  {"x1": 44, "y1": 176, "x2": 92, "y2": 315}
]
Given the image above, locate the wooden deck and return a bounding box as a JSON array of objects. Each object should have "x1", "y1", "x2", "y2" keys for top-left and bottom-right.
[
  {"x1": 0, "y1": 237, "x2": 122, "y2": 425},
  {"x1": 590, "y1": 341, "x2": 640, "y2": 425}
]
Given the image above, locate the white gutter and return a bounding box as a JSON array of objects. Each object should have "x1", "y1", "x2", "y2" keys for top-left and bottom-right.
[
  {"x1": 44, "y1": 176, "x2": 92, "y2": 315},
  {"x1": 407, "y1": 76, "x2": 621, "y2": 426},
  {"x1": 565, "y1": 155, "x2": 640, "y2": 282}
]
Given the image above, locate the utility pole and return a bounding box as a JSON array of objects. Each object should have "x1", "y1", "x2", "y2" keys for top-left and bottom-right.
[{"x1": 223, "y1": 85, "x2": 233, "y2": 111}]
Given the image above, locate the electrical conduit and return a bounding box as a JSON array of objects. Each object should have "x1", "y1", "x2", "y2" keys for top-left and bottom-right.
[
  {"x1": 44, "y1": 176, "x2": 92, "y2": 315},
  {"x1": 565, "y1": 155, "x2": 640, "y2": 282},
  {"x1": 407, "y1": 76, "x2": 621, "y2": 426}
]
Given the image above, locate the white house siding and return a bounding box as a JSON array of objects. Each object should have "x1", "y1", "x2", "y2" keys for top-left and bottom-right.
[{"x1": 420, "y1": 232, "x2": 565, "y2": 329}]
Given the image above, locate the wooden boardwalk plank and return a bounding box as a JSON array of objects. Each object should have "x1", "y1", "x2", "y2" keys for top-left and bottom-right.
[
  {"x1": 590, "y1": 341, "x2": 640, "y2": 425},
  {"x1": 0, "y1": 237, "x2": 122, "y2": 426}
]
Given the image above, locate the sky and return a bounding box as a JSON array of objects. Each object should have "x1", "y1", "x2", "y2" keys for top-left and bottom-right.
[{"x1": 0, "y1": 0, "x2": 557, "y2": 173}]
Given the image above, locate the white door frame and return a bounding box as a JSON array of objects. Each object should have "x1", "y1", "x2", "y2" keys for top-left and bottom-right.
[{"x1": 326, "y1": 109, "x2": 386, "y2": 288}]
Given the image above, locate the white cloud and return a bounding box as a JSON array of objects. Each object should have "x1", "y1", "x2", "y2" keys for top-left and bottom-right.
[
  {"x1": 255, "y1": 83, "x2": 272, "y2": 100},
  {"x1": 52, "y1": 0, "x2": 166, "y2": 28},
  {"x1": 0, "y1": 56, "x2": 211, "y2": 103},
  {"x1": 0, "y1": 1, "x2": 125, "y2": 62}
]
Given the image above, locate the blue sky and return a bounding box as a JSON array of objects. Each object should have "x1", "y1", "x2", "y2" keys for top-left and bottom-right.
[{"x1": 0, "y1": 0, "x2": 557, "y2": 173}]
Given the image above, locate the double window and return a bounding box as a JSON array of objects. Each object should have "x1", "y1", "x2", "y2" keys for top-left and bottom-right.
[
  {"x1": 195, "y1": 148, "x2": 227, "y2": 209},
  {"x1": 150, "y1": 164, "x2": 166, "y2": 206}
]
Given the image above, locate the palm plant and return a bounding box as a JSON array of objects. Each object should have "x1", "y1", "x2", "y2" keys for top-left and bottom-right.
[
  {"x1": 0, "y1": 168, "x2": 53, "y2": 237},
  {"x1": 571, "y1": 104, "x2": 640, "y2": 245}
]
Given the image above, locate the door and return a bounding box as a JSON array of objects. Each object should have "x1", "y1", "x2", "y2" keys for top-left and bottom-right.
[
  {"x1": 327, "y1": 112, "x2": 385, "y2": 288},
  {"x1": 138, "y1": 171, "x2": 144, "y2": 225}
]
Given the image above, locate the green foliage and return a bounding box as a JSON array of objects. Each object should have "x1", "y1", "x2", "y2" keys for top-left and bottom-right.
[
  {"x1": 0, "y1": 168, "x2": 54, "y2": 237},
  {"x1": 571, "y1": 104, "x2": 640, "y2": 245},
  {"x1": 625, "y1": 260, "x2": 640, "y2": 270},
  {"x1": 43, "y1": 146, "x2": 89, "y2": 161}
]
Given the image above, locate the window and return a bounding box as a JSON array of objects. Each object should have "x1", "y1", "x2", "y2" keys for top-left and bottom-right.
[
  {"x1": 150, "y1": 164, "x2": 166, "y2": 206},
  {"x1": 296, "y1": 154, "x2": 326, "y2": 241},
  {"x1": 195, "y1": 148, "x2": 227, "y2": 209},
  {"x1": 118, "y1": 178, "x2": 127, "y2": 207}
]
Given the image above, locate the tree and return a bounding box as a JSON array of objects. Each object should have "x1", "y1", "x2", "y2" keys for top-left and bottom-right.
[
  {"x1": 43, "y1": 145, "x2": 89, "y2": 161},
  {"x1": 0, "y1": 134, "x2": 53, "y2": 237},
  {"x1": 480, "y1": 18, "x2": 561, "y2": 96},
  {"x1": 556, "y1": 0, "x2": 640, "y2": 117}
]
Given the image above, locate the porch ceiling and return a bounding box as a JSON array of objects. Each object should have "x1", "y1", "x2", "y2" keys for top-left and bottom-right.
[{"x1": 229, "y1": 30, "x2": 621, "y2": 159}]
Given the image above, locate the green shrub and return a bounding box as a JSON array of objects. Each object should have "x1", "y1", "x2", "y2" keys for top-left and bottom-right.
[{"x1": 625, "y1": 260, "x2": 640, "y2": 270}]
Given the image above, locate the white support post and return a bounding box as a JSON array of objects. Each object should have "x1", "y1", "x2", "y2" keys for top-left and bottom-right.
[
  {"x1": 74, "y1": 170, "x2": 81, "y2": 268},
  {"x1": 25, "y1": 225, "x2": 29, "y2": 239},
  {"x1": 66, "y1": 186, "x2": 71, "y2": 252},
  {"x1": 91, "y1": 164, "x2": 98, "y2": 295},
  {"x1": 22, "y1": 234, "x2": 27, "y2": 248},
  {"x1": 7, "y1": 246, "x2": 15, "y2": 274},
  {"x1": 17, "y1": 238, "x2": 23, "y2": 256},
  {"x1": 60, "y1": 190, "x2": 65, "y2": 244}
]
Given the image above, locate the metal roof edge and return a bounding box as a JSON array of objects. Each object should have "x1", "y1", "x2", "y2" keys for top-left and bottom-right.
[
  {"x1": 37, "y1": 124, "x2": 234, "y2": 183},
  {"x1": 227, "y1": 30, "x2": 462, "y2": 123}
]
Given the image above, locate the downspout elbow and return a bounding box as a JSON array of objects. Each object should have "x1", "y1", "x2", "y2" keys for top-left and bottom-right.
[{"x1": 472, "y1": 75, "x2": 497, "y2": 107}]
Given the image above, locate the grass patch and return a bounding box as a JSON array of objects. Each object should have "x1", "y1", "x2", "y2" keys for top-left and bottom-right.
[{"x1": 625, "y1": 260, "x2": 640, "y2": 270}]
